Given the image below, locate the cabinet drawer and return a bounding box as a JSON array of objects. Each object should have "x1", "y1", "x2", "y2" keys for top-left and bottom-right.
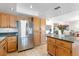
[
  {"x1": 7, "y1": 37, "x2": 16, "y2": 41},
  {"x1": 56, "y1": 46, "x2": 72, "y2": 56},
  {"x1": 56, "y1": 39, "x2": 72, "y2": 49},
  {"x1": 47, "y1": 37, "x2": 55, "y2": 43},
  {"x1": 7, "y1": 36, "x2": 17, "y2": 52}
]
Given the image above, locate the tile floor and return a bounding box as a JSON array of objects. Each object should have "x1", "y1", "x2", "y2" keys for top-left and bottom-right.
[{"x1": 7, "y1": 44, "x2": 49, "y2": 56}]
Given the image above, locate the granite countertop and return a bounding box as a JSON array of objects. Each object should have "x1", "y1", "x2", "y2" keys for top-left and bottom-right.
[
  {"x1": 0, "y1": 33, "x2": 17, "y2": 43},
  {"x1": 47, "y1": 34, "x2": 77, "y2": 43},
  {"x1": 0, "y1": 28, "x2": 18, "y2": 43},
  {"x1": 0, "y1": 36, "x2": 6, "y2": 42}
]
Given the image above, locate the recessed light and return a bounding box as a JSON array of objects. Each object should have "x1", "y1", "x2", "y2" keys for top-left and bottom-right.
[{"x1": 30, "y1": 5, "x2": 32, "y2": 8}]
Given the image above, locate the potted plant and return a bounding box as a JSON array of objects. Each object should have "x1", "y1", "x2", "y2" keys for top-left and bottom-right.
[{"x1": 57, "y1": 25, "x2": 67, "y2": 34}]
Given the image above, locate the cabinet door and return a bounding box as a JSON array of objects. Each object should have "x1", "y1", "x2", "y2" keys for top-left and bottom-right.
[
  {"x1": 47, "y1": 44, "x2": 56, "y2": 56},
  {"x1": 33, "y1": 16, "x2": 41, "y2": 46},
  {"x1": 7, "y1": 36, "x2": 17, "y2": 52},
  {"x1": 9, "y1": 15, "x2": 16, "y2": 28},
  {"x1": 0, "y1": 40, "x2": 7, "y2": 56},
  {"x1": 56, "y1": 46, "x2": 71, "y2": 56},
  {"x1": 34, "y1": 32, "x2": 41, "y2": 46},
  {"x1": 1, "y1": 14, "x2": 9, "y2": 28},
  {"x1": 56, "y1": 39, "x2": 72, "y2": 49},
  {"x1": 41, "y1": 17, "x2": 46, "y2": 44},
  {"x1": 3, "y1": 43, "x2": 7, "y2": 55},
  {"x1": 0, "y1": 46, "x2": 5, "y2": 56},
  {"x1": 47, "y1": 37, "x2": 55, "y2": 55}
]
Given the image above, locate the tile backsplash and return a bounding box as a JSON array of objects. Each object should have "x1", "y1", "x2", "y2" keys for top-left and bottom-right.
[{"x1": 0, "y1": 28, "x2": 18, "y2": 33}]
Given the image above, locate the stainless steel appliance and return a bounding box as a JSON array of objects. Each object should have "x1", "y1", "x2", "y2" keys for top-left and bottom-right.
[{"x1": 17, "y1": 20, "x2": 34, "y2": 52}]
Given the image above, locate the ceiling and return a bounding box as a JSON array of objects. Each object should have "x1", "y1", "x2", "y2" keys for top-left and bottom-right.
[
  {"x1": 0, "y1": 3, "x2": 79, "y2": 18},
  {"x1": 0, "y1": 3, "x2": 16, "y2": 14}
]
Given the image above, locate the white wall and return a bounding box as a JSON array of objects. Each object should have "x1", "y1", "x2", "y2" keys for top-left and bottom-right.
[
  {"x1": 47, "y1": 10, "x2": 79, "y2": 32},
  {"x1": 69, "y1": 21, "x2": 79, "y2": 32},
  {"x1": 52, "y1": 10, "x2": 79, "y2": 22},
  {"x1": 16, "y1": 4, "x2": 39, "y2": 16},
  {"x1": 46, "y1": 18, "x2": 54, "y2": 33}
]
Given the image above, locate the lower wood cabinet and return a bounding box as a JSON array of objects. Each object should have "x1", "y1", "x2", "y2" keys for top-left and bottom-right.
[
  {"x1": 55, "y1": 46, "x2": 71, "y2": 56},
  {"x1": 47, "y1": 37, "x2": 55, "y2": 55},
  {"x1": 0, "y1": 39, "x2": 7, "y2": 56},
  {"x1": 47, "y1": 36, "x2": 72, "y2": 56},
  {"x1": 7, "y1": 36, "x2": 17, "y2": 52},
  {"x1": 48, "y1": 44, "x2": 55, "y2": 56}
]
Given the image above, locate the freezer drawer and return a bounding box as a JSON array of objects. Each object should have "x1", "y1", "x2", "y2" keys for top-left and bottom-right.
[{"x1": 18, "y1": 37, "x2": 34, "y2": 51}]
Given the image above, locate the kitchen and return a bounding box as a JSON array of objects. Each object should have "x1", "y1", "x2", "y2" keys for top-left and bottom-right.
[{"x1": 0, "y1": 3, "x2": 79, "y2": 56}]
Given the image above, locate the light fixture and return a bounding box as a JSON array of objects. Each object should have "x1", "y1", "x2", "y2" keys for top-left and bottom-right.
[{"x1": 30, "y1": 5, "x2": 32, "y2": 8}]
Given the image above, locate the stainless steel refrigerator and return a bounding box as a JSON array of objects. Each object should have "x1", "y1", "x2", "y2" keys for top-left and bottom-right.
[{"x1": 17, "y1": 20, "x2": 34, "y2": 52}]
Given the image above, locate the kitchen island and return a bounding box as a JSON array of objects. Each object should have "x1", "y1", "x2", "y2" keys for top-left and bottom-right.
[{"x1": 47, "y1": 34, "x2": 79, "y2": 56}]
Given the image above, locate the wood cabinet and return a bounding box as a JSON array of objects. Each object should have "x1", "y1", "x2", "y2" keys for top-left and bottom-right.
[
  {"x1": 0, "y1": 12, "x2": 33, "y2": 28},
  {"x1": 7, "y1": 36, "x2": 17, "y2": 52},
  {"x1": 0, "y1": 39, "x2": 7, "y2": 56},
  {"x1": 0, "y1": 46, "x2": 5, "y2": 56},
  {"x1": 47, "y1": 36, "x2": 72, "y2": 56},
  {"x1": 33, "y1": 16, "x2": 41, "y2": 46},
  {"x1": 56, "y1": 39, "x2": 72, "y2": 49},
  {"x1": 56, "y1": 46, "x2": 71, "y2": 56},
  {"x1": 0, "y1": 13, "x2": 17, "y2": 28},
  {"x1": 40, "y1": 17, "x2": 46, "y2": 44},
  {"x1": 55, "y1": 39, "x2": 72, "y2": 56},
  {"x1": 9, "y1": 15, "x2": 17, "y2": 28},
  {"x1": 0, "y1": 13, "x2": 10, "y2": 28},
  {"x1": 47, "y1": 37, "x2": 55, "y2": 55}
]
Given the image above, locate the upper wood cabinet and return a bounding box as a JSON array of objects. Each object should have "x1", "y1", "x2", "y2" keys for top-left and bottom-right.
[
  {"x1": 0, "y1": 13, "x2": 17, "y2": 28},
  {"x1": 33, "y1": 16, "x2": 40, "y2": 31},
  {"x1": 9, "y1": 15, "x2": 17, "y2": 28},
  {"x1": 0, "y1": 12, "x2": 32, "y2": 28},
  {"x1": 47, "y1": 36, "x2": 72, "y2": 56},
  {"x1": 0, "y1": 13, "x2": 10, "y2": 28}
]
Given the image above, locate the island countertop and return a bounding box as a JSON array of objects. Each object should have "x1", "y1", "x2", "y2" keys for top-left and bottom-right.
[{"x1": 47, "y1": 34, "x2": 78, "y2": 43}]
